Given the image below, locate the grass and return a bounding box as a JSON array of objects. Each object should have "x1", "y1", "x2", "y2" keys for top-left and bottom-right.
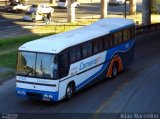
[
  {"x1": 0, "y1": 51, "x2": 17, "y2": 68},
  {"x1": 0, "y1": 35, "x2": 47, "y2": 52}
]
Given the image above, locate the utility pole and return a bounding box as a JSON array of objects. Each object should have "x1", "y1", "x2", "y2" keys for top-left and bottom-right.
[
  {"x1": 142, "y1": 0, "x2": 151, "y2": 25},
  {"x1": 100, "y1": 0, "x2": 107, "y2": 18},
  {"x1": 67, "y1": 0, "x2": 76, "y2": 22},
  {"x1": 129, "y1": 0, "x2": 136, "y2": 15}
]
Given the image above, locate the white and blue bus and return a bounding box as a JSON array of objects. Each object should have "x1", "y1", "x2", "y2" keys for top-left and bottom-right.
[{"x1": 16, "y1": 18, "x2": 135, "y2": 101}]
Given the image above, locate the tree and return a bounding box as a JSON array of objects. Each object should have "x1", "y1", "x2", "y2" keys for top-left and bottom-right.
[
  {"x1": 67, "y1": 0, "x2": 76, "y2": 22},
  {"x1": 142, "y1": 0, "x2": 151, "y2": 25},
  {"x1": 129, "y1": 0, "x2": 136, "y2": 15},
  {"x1": 151, "y1": 0, "x2": 160, "y2": 14},
  {"x1": 100, "y1": 0, "x2": 107, "y2": 18}
]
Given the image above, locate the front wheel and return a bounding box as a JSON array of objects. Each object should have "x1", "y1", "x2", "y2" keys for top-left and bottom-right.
[{"x1": 65, "y1": 83, "x2": 74, "y2": 101}]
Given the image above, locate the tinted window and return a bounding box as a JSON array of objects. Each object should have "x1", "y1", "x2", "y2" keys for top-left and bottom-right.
[
  {"x1": 82, "y1": 42, "x2": 92, "y2": 58},
  {"x1": 114, "y1": 31, "x2": 122, "y2": 45},
  {"x1": 123, "y1": 29, "x2": 131, "y2": 41},
  {"x1": 59, "y1": 51, "x2": 69, "y2": 77},
  {"x1": 104, "y1": 34, "x2": 113, "y2": 49},
  {"x1": 70, "y1": 45, "x2": 81, "y2": 63},
  {"x1": 93, "y1": 37, "x2": 103, "y2": 54}
]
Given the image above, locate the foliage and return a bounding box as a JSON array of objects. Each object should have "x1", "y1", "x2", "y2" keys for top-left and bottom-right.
[{"x1": 152, "y1": 0, "x2": 160, "y2": 14}]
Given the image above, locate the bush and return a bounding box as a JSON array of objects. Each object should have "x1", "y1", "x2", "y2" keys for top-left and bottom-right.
[{"x1": 152, "y1": 0, "x2": 160, "y2": 14}]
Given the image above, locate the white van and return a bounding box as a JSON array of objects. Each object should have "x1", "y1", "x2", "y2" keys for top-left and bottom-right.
[
  {"x1": 29, "y1": 4, "x2": 54, "y2": 14},
  {"x1": 23, "y1": 11, "x2": 45, "y2": 22}
]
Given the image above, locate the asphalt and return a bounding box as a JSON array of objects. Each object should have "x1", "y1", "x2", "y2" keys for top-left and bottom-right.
[{"x1": 0, "y1": 31, "x2": 160, "y2": 119}]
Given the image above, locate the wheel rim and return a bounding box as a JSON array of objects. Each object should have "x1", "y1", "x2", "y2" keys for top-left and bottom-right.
[{"x1": 66, "y1": 85, "x2": 72, "y2": 98}]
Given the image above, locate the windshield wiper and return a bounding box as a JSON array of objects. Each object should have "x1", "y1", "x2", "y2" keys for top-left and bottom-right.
[{"x1": 24, "y1": 69, "x2": 33, "y2": 76}]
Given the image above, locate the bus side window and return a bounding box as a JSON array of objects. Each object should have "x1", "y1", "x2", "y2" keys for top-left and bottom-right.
[
  {"x1": 59, "y1": 50, "x2": 69, "y2": 78},
  {"x1": 82, "y1": 41, "x2": 92, "y2": 58},
  {"x1": 70, "y1": 45, "x2": 81, "y2": 63},
  {"x1": 75, "y1": 45, "x2": 81, "y2": 61},
  {"x1": 104, "y1": 34, "x2": 113, "y2": 49},
  {"x1": 123, "y1": 29, "x2": 131, "y2": 42},
  {"x1": 114, "y1": 31, "x2": 122, "y2": 46},
  {"x1": 70, "y1": 47, "x2": 76, "y2": 63},
  {"x1": 93, "y1": 37, "x2": 103, "y2": 54}
]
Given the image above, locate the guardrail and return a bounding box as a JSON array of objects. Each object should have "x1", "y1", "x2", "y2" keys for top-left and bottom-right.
[{"x1": 136, "y1": 23, "x2": 160, "y2": 35}]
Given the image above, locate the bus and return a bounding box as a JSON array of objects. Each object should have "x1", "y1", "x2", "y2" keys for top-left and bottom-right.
[{"x1": 16, "y1": 18, "x2": 135, "y2": 101}]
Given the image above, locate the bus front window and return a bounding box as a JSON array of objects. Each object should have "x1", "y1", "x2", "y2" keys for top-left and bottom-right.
[
  {"x1": 36, "y1": 54, "x2": 58, "y2": 79},
  {"x1": 17, "y1": 52, "x2": 58, "y2": 79},
  {"x1": 17, "y1": 52, "x2": 36, "y2": 76}
]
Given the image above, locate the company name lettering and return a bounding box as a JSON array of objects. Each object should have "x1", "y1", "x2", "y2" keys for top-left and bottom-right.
[{"x1": 79, "y1": 57, "x2": 101, "y2": 70}]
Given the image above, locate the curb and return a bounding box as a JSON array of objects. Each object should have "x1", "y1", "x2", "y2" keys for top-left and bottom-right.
[{"x1": 0, "y1": 75, "x2": 15, "y2": 84}]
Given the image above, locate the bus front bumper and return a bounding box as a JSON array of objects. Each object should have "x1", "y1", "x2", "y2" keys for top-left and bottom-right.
[{"x1": 16, "y1": 88, "x2": 59, "y2": 101}]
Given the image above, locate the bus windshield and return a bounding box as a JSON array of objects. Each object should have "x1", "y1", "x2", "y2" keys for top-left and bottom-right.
[{"x1": 17, "y1": 52, "x2": 58, "y2": 79}]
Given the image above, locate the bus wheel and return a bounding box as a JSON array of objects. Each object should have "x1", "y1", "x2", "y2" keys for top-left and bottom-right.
[
  {"x1": 112, "y1": 63, "x2": 118, "y2": 78},
  {"x1": 65, "y1": 83, "x2": 74, "y2": 101}
]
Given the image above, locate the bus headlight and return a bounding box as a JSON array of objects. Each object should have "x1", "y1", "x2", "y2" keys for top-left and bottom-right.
[
  {"x1": 49, "y1": 95, "x2": 53, "y2": 99},
  {"x1": 21, "y1": 91, "x2": 26, "y2": 95},
  {"x1": 43, "y1": 94, "x2": 49, "y2": 98},
  {"x1": 43, "y1": 94, "x2": 53, "y2": 99}
]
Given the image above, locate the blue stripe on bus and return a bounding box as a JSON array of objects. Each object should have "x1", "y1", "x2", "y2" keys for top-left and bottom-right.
[
  {"x1": 76, "y1": 40, "x2": 135, "y2": 90},
  {"x1": 16, "y1": 87, "x2": 59, "y2": 101}
]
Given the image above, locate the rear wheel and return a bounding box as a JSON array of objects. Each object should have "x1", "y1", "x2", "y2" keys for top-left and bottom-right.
[{"x1": 112, "y1": 63, "x2": 118, "y2": 78}]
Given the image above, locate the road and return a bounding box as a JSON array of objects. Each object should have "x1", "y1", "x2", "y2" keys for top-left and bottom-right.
[{"x1": 0, "y1": 32, "x2": 160, "y2": 118}]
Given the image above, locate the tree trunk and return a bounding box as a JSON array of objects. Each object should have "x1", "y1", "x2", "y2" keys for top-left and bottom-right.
[
  {"x1": 142, "y1": 0, "x2": 151, "y2": 25},
  {"x1": 67, "y1": 0, "x2": 75, "y2": 22},
  {"x1": 129, "y1": 0, "x2": 136, "y2": 15},
  {"x1": 50, "y1": 0, "x2": 56, "y2": 5},
  {"x1": 100, "y1": 0, "x2": 107, "y2": 18}
]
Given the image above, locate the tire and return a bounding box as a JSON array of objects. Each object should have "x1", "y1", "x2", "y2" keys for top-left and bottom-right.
[
  {"x1": 65, "y1": 83, "x2": 74, "y2": 101},
  {"x1": 112, "y1": 63, "x2": 118, "y2": 78},
  {"x1": 32, "y1": 18, "x2": 35, "y2": 22}
]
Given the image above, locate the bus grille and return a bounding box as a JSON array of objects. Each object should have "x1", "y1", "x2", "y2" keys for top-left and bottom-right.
[{"x1": 26, "y1": 92, "x2": 42, "y2": 99}]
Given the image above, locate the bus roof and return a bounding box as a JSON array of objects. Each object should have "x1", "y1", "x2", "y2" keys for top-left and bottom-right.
[{"x1": 19, "y1": 18, "x2": 134, "y2": 54}]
